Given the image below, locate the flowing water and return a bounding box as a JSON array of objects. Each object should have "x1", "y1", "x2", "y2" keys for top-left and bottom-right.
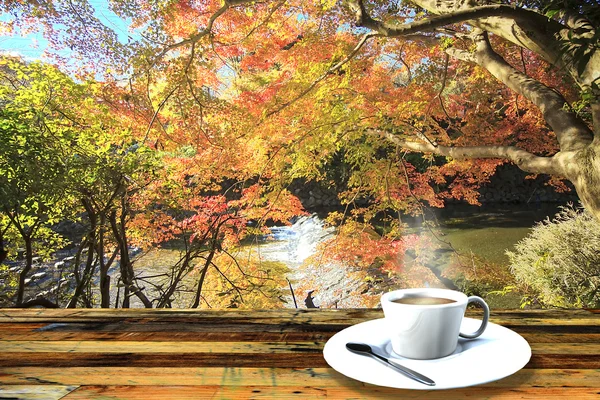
[
  {"x1": 257, "y1": 217, "x2": 368, "y2": 308},
  {"x1": 6, "y1": 203, "x2": 568, "y2": 308},
  {"x1": 257, "y1": 203, "x2": 569, "y2": 308},
  {"x1": 257, "y1": 216, "x2": 335, "y2": 267}
]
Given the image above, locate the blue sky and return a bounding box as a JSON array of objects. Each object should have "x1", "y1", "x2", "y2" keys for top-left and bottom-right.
[{"x1": 0, "y1": 0, "x2": 131, "y2": 61}]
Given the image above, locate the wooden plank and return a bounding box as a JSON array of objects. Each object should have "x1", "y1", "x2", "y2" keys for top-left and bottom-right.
[
  {"x1": 529, "y1": 343, "x2": 600, "y2": 354},
  {"x1": 63, "y1": 386, "x2": 220, "y2": 399},
  {"x1": 516, "y1": 333, "x2": 600, "y2": 343},
  {"x1": 527, "y1": 354, "x2": 600, "y2": 369},
  {"x1": 3, "y1": 329, "x2": 598, "y2": 344},
  {"x1": 0, "y1": 308, "x2": 593, "y2": 318},
  {"x1": 0, "y1": 385, "x2": 78, "y2": 400},
  {"x1": 1, "y1": 341, "x2": 598, "y2": 356},
  {"x1": 0, "y1": 341, "x2": 325, "y2": 353},
  {"x1": 0, "y1": 317, "x2": 367, "y2": 332},
  {"x1": 507, "y1": 324, "x2": 600, "y2": 334},
  {"x1": 1, "y1": 367, "x2": 599, "y2": 388},
  {"x1": 1, "y1": 320, "x2": 598, "y2": 337},
  {"x1": 0, "y1": 309, "x2": 382, "y2": 324},
  {"x1": 492, "y1": 319, "x2": 600, "y2": 327},
  {"x1": 0, "y1": 352, "x2": 327, "y2": 368},
  {"x1": 322, "y1": 387, "x2": 600, "y2": 399},
  {"x1": 1, "y1": 352, "x2": 599, "y2": 369},
  {"x1": 0, "y1": 319, "x2": 594, "y2": 336},
  {"x1": 0, "y1": 323, "x2": 46, "y2": 331},
  {"x1": 60, "y1": 385, "x2": 600, "y2": 400},
  {"x1": 62, "y1": 385, "x2": 327, "y2": 399},
  {"x1": 0, "y1": 308, "x2": 597, "y2": 325},
  {"x1": 0, "y1": 312, "x2": 383, "y2": 330},
  {"x1": 486, "y1": 309, "x2": 597, "y2": 318},
  {"x1": 0, "y1": 329, "x2": 334, "y2": 342},
  {"x1": 24, "y1": 321, "x2": 345, "y2": 333},
  {"x1": 2, "y1": 323, "x2": 599, "y2": 343},
  {"x1": 0, "y1": 329, "x2": 333, "y2": 342}
]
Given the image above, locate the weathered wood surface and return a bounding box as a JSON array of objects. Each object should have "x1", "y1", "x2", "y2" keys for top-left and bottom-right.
[{"x1": 0, "y1": 308, "x2": 598, "y2": 399}]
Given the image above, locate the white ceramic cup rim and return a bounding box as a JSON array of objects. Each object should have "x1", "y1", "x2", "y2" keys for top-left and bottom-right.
[{"x1": 381, "y1": 288, "x2": 468, "y2": 308}]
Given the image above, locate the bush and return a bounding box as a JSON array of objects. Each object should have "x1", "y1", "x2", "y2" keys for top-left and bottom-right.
[{"x1": 507, "y1": 205, "x2": 600, "y2": 308}]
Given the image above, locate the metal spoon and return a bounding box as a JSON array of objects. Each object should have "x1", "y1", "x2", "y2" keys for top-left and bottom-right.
[{"x1": 345, "y1": 342, "x2": 436, "y2": 386}]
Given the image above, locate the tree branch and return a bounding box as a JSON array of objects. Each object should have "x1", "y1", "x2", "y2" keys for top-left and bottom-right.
[
  {"x1": 408, "y1": 0, "x2": 599, "y2": 91},
  {"x1": 143, "y1": 85, "x2": 179, "y2": 143},
  {"x1": 462, "y1": 31, "x2": 594, "y2": 152},
  {"x1": 445, "y1": 47, "x2": 475, "y2": 63},
  {"x1": 152, "y1": 0, "x2": 255, "y2": 63},
  {"x1": 377, "y1": 130, "x2": 562, "y2": 176},
  {"x1": 348, "y1": 1, "x2": 538, "y2": 38}
]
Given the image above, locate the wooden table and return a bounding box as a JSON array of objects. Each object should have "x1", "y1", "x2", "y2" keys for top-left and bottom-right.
[{"x1": 0, "y1": 308, "x2": 599, "y2": 399}]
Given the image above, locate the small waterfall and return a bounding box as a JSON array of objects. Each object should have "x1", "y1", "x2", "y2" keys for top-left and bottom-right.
[
  {"x1": 259, "y1": 215, "x2": 335, "y2": 266},
  {"x1": 258, "y1": 215, "x2": 371, "y2": 308}
]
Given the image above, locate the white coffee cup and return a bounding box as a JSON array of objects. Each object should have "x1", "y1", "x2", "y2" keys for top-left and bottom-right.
[{"x1": 381, "y1": 288, "x2": 490, "y2": 359}]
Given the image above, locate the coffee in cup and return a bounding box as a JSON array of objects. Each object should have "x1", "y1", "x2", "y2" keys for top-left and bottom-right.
[
  {"x1": 381, "y1": 288, "x2": 490, "y2": 359},
  {"x1": 392, "y1": 296, "x2": 456, "y2": 305}
]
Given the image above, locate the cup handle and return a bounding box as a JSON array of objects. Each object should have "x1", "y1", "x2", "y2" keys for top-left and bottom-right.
[{"x1": 459, "y1": 296, "x2": 490, "y2": 339}]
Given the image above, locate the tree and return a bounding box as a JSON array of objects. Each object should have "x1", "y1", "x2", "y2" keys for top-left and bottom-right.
[
  {"x1": 5, "y1": 1, "x2": 597, "y2": 216},
  {"x1": 0, "y1": 59, "x2": 80, "y2": 306},
  {"x1": 0, "y1": 54, "x2": 304, "y2": 308},
  {"x1": 343, "y1": 0, "x2": 599, "y2": 219}
]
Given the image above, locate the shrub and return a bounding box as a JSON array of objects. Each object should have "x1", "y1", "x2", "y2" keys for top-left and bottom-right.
[{"x1": 507, "y1": 205, "x2": 600, "y2": 308}]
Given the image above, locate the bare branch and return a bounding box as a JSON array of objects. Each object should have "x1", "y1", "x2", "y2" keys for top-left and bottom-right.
[
  {"x1": 377, "y1": 129, "x2": 563, "y2": 177},
  {"x1": 348, "y1": 1, "x2": 537, "y2": 38},
  {"x1": 467, "y1": 32, "x2": 594, "y2": 152},
  {"x1": 426, "y1": 53, "x2": 450, "y2": 119},
  {"x1": 143, "y1": 85, "x2": 179, "y2": 143},
  {"x1": 395, "y1": 44, "x2": 413, "y2": 83}
]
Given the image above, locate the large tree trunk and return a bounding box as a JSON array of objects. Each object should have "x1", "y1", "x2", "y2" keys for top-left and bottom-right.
[
  {"x1": 350, "y1": 1, "x2": 600, "y2": 221},
  {"x1": 566, "y1": 138, "x2": 600, "y2": 220},
  {"x1": 409, "y1": 0, "x2": 600, "y2": 91}
]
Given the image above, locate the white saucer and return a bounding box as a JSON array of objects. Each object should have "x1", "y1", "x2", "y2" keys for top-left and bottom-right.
[{"x1": 323, "y1": 317, "x2": 531, "y2": 390}]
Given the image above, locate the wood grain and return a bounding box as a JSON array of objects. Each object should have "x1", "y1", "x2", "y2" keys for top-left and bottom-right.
[
  {"x1": 1, "y1": 368, "x2": 599, "y2": 388},
  {"x1": 60, "y1": 385, "x2": 600, "y2": 400},
  {"x1": 0, "y1": 308, "x2": 598, "y2": 399},
  {"x1": 2, "y1": 340, "x2": 598, "y2": 355},
  {"x1": 0, "y1": 385, "x2": 78, "y2": 400}
]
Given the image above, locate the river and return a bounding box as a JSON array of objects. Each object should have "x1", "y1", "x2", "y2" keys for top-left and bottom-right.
[
  {"x1": 259, "y1": 202, "x2": 571, "y2": 308},
  {"x1": 5, "y1": 202, "x2": 570, "y2": 309}
]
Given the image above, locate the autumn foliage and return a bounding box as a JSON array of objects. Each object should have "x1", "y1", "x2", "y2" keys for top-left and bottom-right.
[{"x1": 1, "y1": 0, "x2": 598, "y2": 308}]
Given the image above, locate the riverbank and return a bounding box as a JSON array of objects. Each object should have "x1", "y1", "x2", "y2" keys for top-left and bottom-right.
[{"x1": 1, "y1": 203, "x2": 573, "y2": 309}]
